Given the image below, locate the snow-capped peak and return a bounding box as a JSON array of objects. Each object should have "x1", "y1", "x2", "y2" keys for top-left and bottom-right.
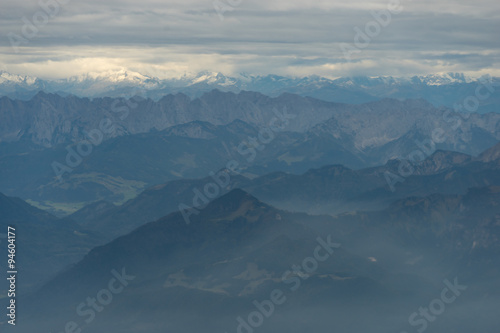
[
  {"x1": 415, "y1": 72, "x2": 474, "y2": 85},
  {"x1": 0, "y1": 71, "x2": 39, "y2": 86},
  {"x1": 68, "y1": 69, "x2": 154, "y2": 84},
  {"x1": 190, "y1": 71, "x2": 237, "y2": 86}
]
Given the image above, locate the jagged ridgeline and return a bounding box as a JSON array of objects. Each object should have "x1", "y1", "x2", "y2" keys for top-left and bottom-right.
[{"x1": 1, "y1": 91, "x2": 498, "y2": 212}]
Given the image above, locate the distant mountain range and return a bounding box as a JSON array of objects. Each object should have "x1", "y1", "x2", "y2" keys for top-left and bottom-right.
[
  {"x1": 1, "y1": 92, "x2": 499, "y2": 210},
  {"x1": 1, "y1": 70, "x2": 499, "y2": 112}
]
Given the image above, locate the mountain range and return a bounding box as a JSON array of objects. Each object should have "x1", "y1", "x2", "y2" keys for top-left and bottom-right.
[
  {"x1": 1, "y1": 74, "x2": 499, "y2": 333},
  {"x1": 3, "y1": 142, "x2": 499, "y2": 303},
  {"x1": 1, "y1": 70, "x2": 499, "y2": 113},
  {"x1": 68, "y1": 142, "x2": 500, "y2": 241},
  {"x1": 10, "y1": 184, "x2": 500, "y2": 333},
  {"x1": 0, "y1": 133, "x2": 498, "y2": 333},
  {"x1": 1, "y1": 91, "x2": 499, "y2": 213}
]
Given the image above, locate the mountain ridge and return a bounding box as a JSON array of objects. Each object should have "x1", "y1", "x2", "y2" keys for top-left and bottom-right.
[
  {"x1": 19, "y1": 184, "x2": 500, "y2": 333},
  {"x1": 1, "y1": 70, "x2": 498, "y2": 113}
]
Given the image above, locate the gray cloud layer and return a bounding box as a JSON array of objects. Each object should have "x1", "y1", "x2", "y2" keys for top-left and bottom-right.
[{"x1": 0, "y1": 0, "x2": 499, "y2": 79}]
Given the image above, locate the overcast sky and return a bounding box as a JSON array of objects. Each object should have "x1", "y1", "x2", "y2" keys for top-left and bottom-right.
[{"x1": 0, "y1": 0, "x2": 499, "y2": 79}]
